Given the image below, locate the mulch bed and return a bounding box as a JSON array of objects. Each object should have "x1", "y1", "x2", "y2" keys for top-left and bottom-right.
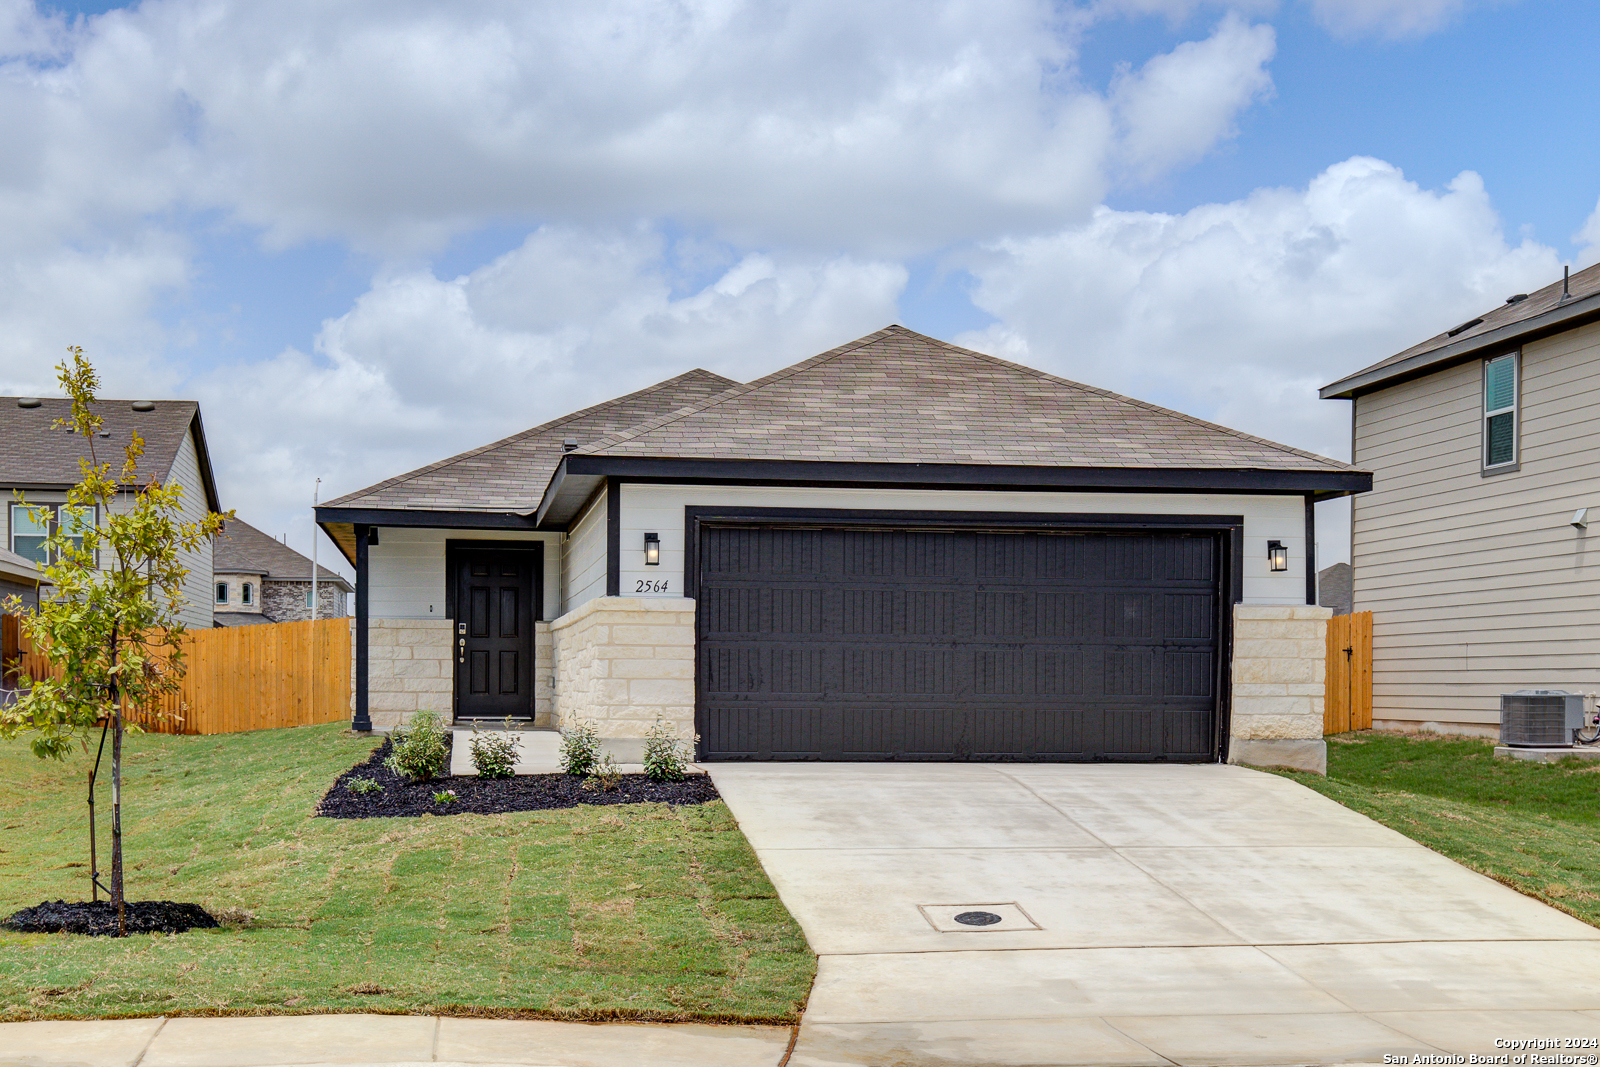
[
  {"x1": 315, "y1": 738, "x2": 720, "y2": 819},
  {"x1": 3, "y1": 899, "x2": 219, "y2": 937}
]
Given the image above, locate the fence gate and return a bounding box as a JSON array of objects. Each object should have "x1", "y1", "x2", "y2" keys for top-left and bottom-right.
[{"x1": 1324, "y1": 611, "x2": 1372, "y2": 734}]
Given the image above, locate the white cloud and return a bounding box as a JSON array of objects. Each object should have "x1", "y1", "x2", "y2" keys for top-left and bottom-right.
[
  {"x1": 1308, "y1": 0, "x2": 1473, "y2": 38},
  {"x1": 198, "y1": 228, "x2": 905, "y2": 548},
  {"x1": 1576, "y1": 196, "x2": 1600, "y2": 268},
  {"x1": 1112, "y1": 14, "x2": 1275, "y2": 180},
  {"x1": 958, "y1": 155, "x2": 1558, "y2": 476}
]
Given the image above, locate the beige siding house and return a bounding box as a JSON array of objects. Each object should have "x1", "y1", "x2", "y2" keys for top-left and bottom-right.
[
  {"x1": 322, "y1": 326, "x2": 1369, "y2": 771},
  {"x1": 1322, "y1": 264, "x2": 1600, "y2": 737},
  {"x1": 1, "y1": 397, "x2": 224, "y2": 630}
]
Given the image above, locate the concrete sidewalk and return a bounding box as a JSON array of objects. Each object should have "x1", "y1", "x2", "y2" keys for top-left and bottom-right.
[
  {"x1": 708, "y1": 762, "x2": 1600, "y2": 1067},
  {"x1": 0, "y1": 1014, "x2": 793, "y2": 1067}
]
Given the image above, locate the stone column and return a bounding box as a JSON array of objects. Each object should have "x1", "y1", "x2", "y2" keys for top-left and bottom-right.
[
  {"x1": 550, "y1": 597, "x2": 695, "y2": 763},
  {"x1": 1227, "y1": 604, "x2": 1331, "y2": 774}
]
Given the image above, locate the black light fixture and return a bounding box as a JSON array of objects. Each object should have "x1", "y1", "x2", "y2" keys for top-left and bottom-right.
[
  {"x1": 644, "y1": 532, "x2": 660, "y2": 566},
  {"x1": 367, "y1": 527, "x2": 380, "y2": 547},
  {"x1": 1267, "y1": 539, "x2": 1287, "y2": 572}
]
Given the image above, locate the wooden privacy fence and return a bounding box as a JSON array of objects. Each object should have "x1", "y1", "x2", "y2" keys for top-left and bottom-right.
[
  {"x1": 1325, "y1": 610, "x2": 1373, "y2": 735},
  {"x1": 1, "y1": 615, "x2": 350, "y2": 735}
]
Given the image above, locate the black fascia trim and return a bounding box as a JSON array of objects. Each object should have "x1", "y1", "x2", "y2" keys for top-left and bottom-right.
[
  {"x1": 315, "y1": 506, "x2": 541, "y2": 530},
  {"x1": 683, "y1": 505, "x2": 1243, "y2": 764},
  {"x1": 444, "y1": 539, "x2": 546, "y2": 622},
  {"x1": 605, "y1": 480, "x2": 621, "y2": 598},
  {"x1": 1320, "y1": 293, "x2": 1600, "y2": 400},
  {"x1": 186, "y1": 409, "x2": 224, "y2": 514},
  {"x1": 561, "y1": 454, "x2": 1370, "y2": 495}
]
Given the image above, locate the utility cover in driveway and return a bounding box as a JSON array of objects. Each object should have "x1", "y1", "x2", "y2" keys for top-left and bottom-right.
[{"x1": 696, "y1": 525, "x2": 1221, "y2": 761}]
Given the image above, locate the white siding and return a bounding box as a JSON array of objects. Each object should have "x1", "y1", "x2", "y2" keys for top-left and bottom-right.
[
  {"x1": 368, "y1": 527, "x2": 561, "y2": 620},
  {"x1": 615, "y1": 483, "x2": 1309, "y2": 605},
  {"x1": 561, "y1": 491, "x2": 608, "y2": 613},
  {"x1": 1352, "y1": 319, "x2": 1600, "y2": 730}
]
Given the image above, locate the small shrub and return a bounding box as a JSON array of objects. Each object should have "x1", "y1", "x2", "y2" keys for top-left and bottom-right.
[
  {"x1": 560, "y1": 717, "x2": 602, "y2": 776},
  {"x1": 642, "y1": 718, "x2": 693, "y2": 782},
  {"x1": 433, "y1": 789, "x2": 457, "y2": 805},
  {"x1": 346, "y1": 777, "x2": 383, "y2": 795},
  {"x1": 583, "y1": 751, "x2": 621, "y2": 793},
  {"x1": 470, "y1": 722, "x2": 519, "y2": 779},
  {"x1": 386, "y1": 710, "x2": 451, "y2": 783}
]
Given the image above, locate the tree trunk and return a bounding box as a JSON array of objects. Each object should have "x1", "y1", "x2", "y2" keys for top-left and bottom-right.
[{"x1": 110, "y1": 681, "x2": 125, "y2": 937}]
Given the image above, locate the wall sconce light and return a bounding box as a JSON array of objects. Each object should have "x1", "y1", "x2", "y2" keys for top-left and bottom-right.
[
  {"x1": 1267, "y1": 540, "x2": 1288, "y2": 572},
  {"x1": 644, "y1": 532, "x2": 660, "y2": 566}
]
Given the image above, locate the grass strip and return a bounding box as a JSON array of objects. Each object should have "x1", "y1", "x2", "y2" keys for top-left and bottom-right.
[{"x1": 0, "y1": 723, "x2": 814, "y2": 1022}]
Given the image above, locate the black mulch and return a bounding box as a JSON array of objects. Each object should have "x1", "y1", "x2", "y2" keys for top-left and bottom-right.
[
  {"x1": 3, "y1": 899, "x2": 220, "y2": 936},
  {"x1": 315, "y1": 738, "x2": 720, "y2": 819}
]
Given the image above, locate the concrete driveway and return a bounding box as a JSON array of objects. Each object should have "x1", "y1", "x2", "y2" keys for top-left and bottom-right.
[{"x1": 708, "y1": 762, "x2": 1600, "y2": 1067}]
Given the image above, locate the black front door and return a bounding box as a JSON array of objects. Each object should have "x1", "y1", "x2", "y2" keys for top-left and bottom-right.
[{"x1": 454, "y1": 548, "x2": 537, "y2": 720}]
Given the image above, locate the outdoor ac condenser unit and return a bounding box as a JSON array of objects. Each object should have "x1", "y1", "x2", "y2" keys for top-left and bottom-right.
[{"x1": 1500, "y1": 690, "x2": 1587, "y2": 747}]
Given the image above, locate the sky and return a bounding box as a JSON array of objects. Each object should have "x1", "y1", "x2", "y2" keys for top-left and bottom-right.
[{"x1": 3, "y1": 0, "x2": 1597, "y2": 578}]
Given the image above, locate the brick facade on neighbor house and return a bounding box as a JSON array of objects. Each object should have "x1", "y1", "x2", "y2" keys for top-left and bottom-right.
[
  {"x1": 1227, "y1": 604, "x2": 1331, "y2": 773},
  {"x1": 213, "y1": 519, "x2": 351, "y2": 628},
  {"x1": 263, "y1": 581, "x2": 350, "y2": 624}
]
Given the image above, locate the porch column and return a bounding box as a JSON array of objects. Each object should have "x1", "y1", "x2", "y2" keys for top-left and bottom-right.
[{"x1": 353, "y1": 524, "x2": 371, "y2": 732}]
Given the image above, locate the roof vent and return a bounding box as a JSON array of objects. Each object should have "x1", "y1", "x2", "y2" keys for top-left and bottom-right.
[
  {"x1": 16, "y1": 397, "x2": 41, "y2": 408},
  {"x1": 1446, "y1": 317, "x2": 1484, "y2": 337},
  {"x1": 1506, "y1": 293, "x2": 1528, "y2": 304},
  {"x1": 562, "y1": 438, "x2": 578, "y2": 452},
  {"x1": 131, "y1": 401, "x2": 156, "y2": 412}
]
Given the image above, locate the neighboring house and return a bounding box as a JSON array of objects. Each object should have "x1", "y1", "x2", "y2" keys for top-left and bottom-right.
[
  {"x1": 0, "y1": 546, "x2": 50, "y2": 611},
  {"x1": 1322, "y1": 263, "x2": 1600, "y2": 737},
  {"x1": 213, "y1": 518, "x2": 352, "y2": 627},
  {"x1": 1318, "y1": 563, "x2": 1352, "y2": 617},
  {"x1": 1, "y1": 396, "x2": 221, "y2": 630},
  {"x1": 320, "y1": 327, "x2": 1369, "y2": 770}
]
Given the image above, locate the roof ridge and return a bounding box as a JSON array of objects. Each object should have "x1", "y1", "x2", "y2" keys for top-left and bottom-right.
[
  {"x1": 323, "y1": 368, "x2": 736, "y2": 507},
  {"x1": 574, "y1": 327, "x2": 906, "y2": 455}
]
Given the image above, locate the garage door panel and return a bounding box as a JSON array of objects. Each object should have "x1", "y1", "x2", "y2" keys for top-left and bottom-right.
[{"x1": 697, "y1": 525, "x2": 1223, "y2": 762}]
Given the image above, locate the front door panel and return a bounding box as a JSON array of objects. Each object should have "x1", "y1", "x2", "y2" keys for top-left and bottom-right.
[{"x1": 454, "y1": 550, "x2": 536, "y2": 720}]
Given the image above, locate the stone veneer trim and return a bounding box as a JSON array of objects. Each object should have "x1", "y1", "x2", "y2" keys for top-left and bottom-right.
[{"x1": 1227, "y1": 603, "x2": 1331, "y2": 775}]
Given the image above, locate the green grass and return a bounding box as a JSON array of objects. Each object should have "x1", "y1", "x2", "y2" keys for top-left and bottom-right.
[
  {"x1": 0, "y1": 724, "x2": 815, "y2": 1023},
  {"x1": 1281, "y1": 731, "x2": 1600, "y2": 926}
]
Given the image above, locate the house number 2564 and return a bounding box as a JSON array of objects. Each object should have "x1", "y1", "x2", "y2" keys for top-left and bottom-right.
[{"x1": 635, "y1": 579, "x2": 669, "y2": 593}]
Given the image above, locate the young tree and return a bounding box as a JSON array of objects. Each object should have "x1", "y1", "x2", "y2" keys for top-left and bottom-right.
[{"x1": 0, "y1": 348, "x2": 230, "y2": 936}]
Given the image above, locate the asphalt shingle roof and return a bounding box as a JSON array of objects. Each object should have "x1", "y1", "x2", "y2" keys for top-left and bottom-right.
[
  {"x1": 325, "y1": 369, "x2": 739, "y2": 512},
  {"x1": 214, "y1": 518, "x2": 350, "y2": 587},
  {"x1": 579, "y1": 326, "x2": 1357, "y2": 472},
  {"x1": 0, "y1": 398, "x2": 203, "y2": 489},
  {"x1": 1323, "y1": 263, "x2": 1600, "y2": 397}
]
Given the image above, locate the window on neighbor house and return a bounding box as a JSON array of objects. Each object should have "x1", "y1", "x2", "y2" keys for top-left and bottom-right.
[
  {"x1": 1484, "y1": 353, "x2": 1519, "y2": 470},
  {"x1": 9, "y1": 502, "x2": 93, "y2": 564},
  {"x1": 305, "y1": 588, "x2": 313, "y2": 608},
  {"x1": 242, "y1": 583, "x2": 253, "y2": 606},
  {"x1": 216, "y1": 582, "x2": 228, "y2": 604}
]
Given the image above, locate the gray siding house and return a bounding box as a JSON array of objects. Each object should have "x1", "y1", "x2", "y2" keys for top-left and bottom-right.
[
  {"x1": 213, "y1": 518, "x2": 351, "y2": 626},
  {"x1": 322, "y1": 327, "x2": 1369, "y2": 771},
  {"x1": 1322, "y1": 263, "x2": 1600, "y2": 737},
  {"x1": 1, "y1": 396, "x2": 222, "y2": 630}
]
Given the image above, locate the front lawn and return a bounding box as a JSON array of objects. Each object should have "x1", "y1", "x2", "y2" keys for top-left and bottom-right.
[
  {"x1": 1282, "y1": 732, "x2": 1600, "y2": 927},
  {"x1": 0, "y1": 723, "x2": 814, "y2": 1022}
]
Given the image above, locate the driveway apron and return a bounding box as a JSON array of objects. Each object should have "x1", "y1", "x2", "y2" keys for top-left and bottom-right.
[{"x1": 707, "y1": 762, "x2": 1600, "y2": 1067}]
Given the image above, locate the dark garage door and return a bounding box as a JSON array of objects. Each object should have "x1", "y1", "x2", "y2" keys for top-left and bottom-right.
[{"x1": 696, "y1": 524, "x2": 1222, "y2": 762}]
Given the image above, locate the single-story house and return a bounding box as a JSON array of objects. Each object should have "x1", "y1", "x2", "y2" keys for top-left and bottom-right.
[
  {"x1": 213, "y1": 518, "x2": 353, "y2": 626},
  {"x1": 2, "y1": 395, "x2": 222, "y2": 630},
  {"x1": 0, "y1": 546, "x2": 51, "y2": 611},
  {"x1": 320, "y1": 327, "x2": 1370, "y2": 771},
  {"x1": 1321, "y1": 263, "x2": 1600, "y2": 737}
]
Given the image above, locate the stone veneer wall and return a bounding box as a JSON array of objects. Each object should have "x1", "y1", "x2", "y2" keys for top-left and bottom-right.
[
  {"x1": 363, "y1": 618, "x2": 553, "y2": 733},
  {"x1": 550, "y1": 597, "x2": 695, "y2": 763},
  {"x1": 1227, "y1": 603, "x2": 1331, "y2": 774},
  {"x1": 263, "y1": 581, "x2": 350, "y2": 623}
]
